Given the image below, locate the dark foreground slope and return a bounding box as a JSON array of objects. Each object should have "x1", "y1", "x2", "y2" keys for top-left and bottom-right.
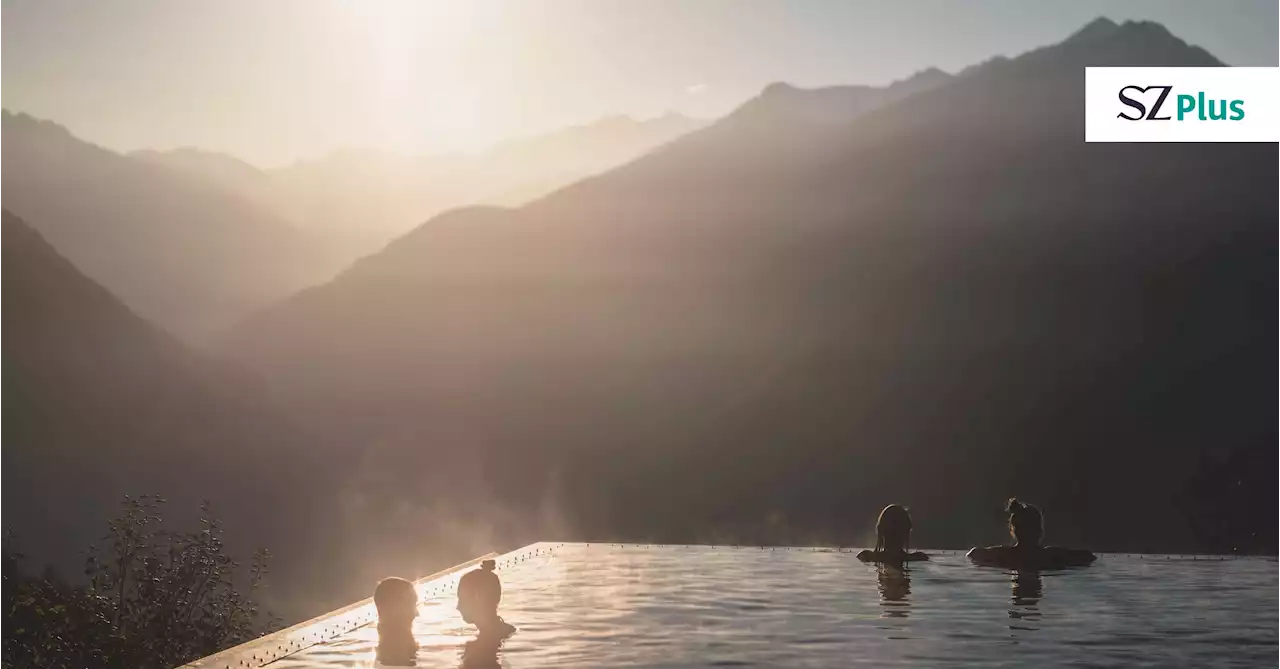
[
  {"x1": 226, "y1": 19, "x2": 1276, "y2": 562},
  {"x1": 1, "y1": 211, "x2": 334, "y2": 616}
]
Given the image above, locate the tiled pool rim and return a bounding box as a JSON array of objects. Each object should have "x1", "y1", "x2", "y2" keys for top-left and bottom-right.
[{"x1": 177, "y1": 543, "x2": 1257, "y2": 669}]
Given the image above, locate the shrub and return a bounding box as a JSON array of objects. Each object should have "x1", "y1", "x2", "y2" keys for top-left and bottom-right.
[{"x1": 3, "y1": 495, "x2": 278, "y2": 669}]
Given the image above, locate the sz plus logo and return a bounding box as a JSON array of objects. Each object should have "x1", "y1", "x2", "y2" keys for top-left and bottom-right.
[
  {"x1": 1085, "y1": 67, "x2": 1279, "y2": 142},
  {"x1": 1115, "y1": 85, "x2": 1244, "y2": 122}
]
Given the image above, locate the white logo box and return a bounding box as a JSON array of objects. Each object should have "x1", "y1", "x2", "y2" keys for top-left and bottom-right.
[{"x1": 1085, "y1": 67, "x2": 1280, "y2": 142}]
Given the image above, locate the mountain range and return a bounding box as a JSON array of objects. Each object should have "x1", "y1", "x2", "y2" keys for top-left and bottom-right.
[
  {"x1": 224, "y1": 18, "x2": 1275, "y2": 561},
  {"x1": 136, "y1": 113, "x2": 709, "y2": 266},
  {"x1": 4, "y1": 111, "x2": 707, "y2": 341}
]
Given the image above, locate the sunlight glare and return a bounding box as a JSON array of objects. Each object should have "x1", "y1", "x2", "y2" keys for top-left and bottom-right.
[{"x1": 333, "y1": 0, "x2": 503, "y2": 152}]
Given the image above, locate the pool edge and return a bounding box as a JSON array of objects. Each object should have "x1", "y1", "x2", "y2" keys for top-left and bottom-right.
[{"x1": 177, "y1": 542, "x2": 561, "y2": 669}]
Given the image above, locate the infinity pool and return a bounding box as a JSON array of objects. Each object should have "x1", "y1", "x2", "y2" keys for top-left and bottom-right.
[{"x1": 186, "y1": 543, "x2": 1277, "y2": 668}]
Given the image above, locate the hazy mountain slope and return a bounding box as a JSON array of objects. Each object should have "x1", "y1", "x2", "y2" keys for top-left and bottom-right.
[
  {"x1": 225, "y1": 19, "x2": 1275, "y2": 556},
  {"x1": 725, "y1": 67, "x2": 952, "y2": 129},
  {"x1": 130, "y1": 114, "x2": 709, "y2": 271},
  {"x1": 131, "y1": 147, "x2": 301, "y2": 223},
  {"x1": 469, "y1": 112, "x2": 711, "y2": 208},
  {"x1": 1, "y1": 112, "x2": 330, "y2": 341},
  {"x1": 1, "y1": 210, "x2": 330, "y2": 614},
  {"x1": 267, "y1": 113, "x2": 710, "y2": 255}
]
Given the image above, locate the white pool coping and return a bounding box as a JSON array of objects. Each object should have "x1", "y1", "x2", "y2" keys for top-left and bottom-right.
[{"x1": 178, "y1": 542, "x2": 564, "y2": 669}]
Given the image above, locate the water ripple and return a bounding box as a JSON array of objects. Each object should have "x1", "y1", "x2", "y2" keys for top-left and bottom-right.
[{"x1": 270, "y1": 544, "x2": 1278, "y2": 668}]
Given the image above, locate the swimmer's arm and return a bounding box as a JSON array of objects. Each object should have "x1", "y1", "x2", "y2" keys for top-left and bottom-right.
[{"x1": 966, "y1": 546, "x2": 993, "y2": 562}]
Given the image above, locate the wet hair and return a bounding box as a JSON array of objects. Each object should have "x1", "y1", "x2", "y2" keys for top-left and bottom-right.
[
  {"x1": 374, "y1": 577, "x2": 417, "y2": 625},
  {"x1": 875, "y1": 504, "x2": 913, "y2": 553},
  {"x1": 481, "y1": 559, "x2": 496, "y2": 571},
  {"x1": 1006, "y1": 498, "x2": 1044, "y2": 546}
]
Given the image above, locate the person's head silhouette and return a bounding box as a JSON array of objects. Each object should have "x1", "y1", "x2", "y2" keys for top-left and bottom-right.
[
  {"x1": 875, "y1": 504, "x2": 914, "y2": 554},
  {"x1": 457, "y1": 560, "x2": 516, "y2": 638},
  {"x1": 375, "y1": 577, "x2": 420, "y2": 666},
  {"x1": 1006, "y1": 498, "x2": 1044, "y2": 547},
  {"x1": 375, "y1": 577, "x2": 419, "y2": 631},
  {"x1": 457, "y1": 560, "x2": 500, "y2": 624}
]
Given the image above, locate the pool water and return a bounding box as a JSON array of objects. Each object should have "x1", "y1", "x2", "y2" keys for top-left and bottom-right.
[{"x1": 194, "y1": 543, "x2": 1277, "y2": 668}]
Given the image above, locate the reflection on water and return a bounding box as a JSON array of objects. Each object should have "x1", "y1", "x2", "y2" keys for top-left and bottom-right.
[
  {"x1": 458, "y1": 633, "x2": 506, "y2": 668},
  {"x1": 375, "y1": 630, "x2": 419, "y2": 667},
  {"x1": 264, "y1": 545, "x2": 1277, "y2": 669},
  {"x1": 877, "y1": 565, "x2": 912, "y2": 619},
  {"x1": 1008, "y1": 570, "x2": 1044, "y2": 631}
]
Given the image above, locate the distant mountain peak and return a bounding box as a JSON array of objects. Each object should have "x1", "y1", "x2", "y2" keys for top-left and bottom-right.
[
  {"x1": 1054, "y1": 17, "x2": 1222, "y2": 66},
  {"x1": 731, "y1": 70, "x2": 952, "y2": 131},
  {"x1": 760, "y1": 81, "x2": 803, "y2": 98},
  {"x1": 898, "y1": 67, "x2": 949, "y2": 83},
  {"x1": 1113, "y1": 19, "x2": 1180, "y2": 42},
  {"x1": 952, "y1": 17, "x2": 1222, "y2": 78},
  {"x1": 655, "y1": 110, "x2": 692, "y2": 122},
  {"x1": 757, "y1": 68, "x2": 954, "y2": 106},
  {"x1": 886, "y1": 67, "x2": 954, "y2": 94},
  {"x1": 1065, "y1": 16, "x2": 1120, "y2": 44},
  {"x1": 1065, "y1": 17, "x2": 1189, "y2": 48}
]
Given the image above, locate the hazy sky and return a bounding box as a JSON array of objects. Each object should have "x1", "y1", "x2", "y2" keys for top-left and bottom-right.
[{"x1": 4, "y1": 0, "x2": 1276, "y2": 166}]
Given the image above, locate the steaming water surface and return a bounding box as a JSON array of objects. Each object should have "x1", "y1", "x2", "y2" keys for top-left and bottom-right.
[{"x1": 268, "y1": 543, "x2": 1277, "y2": 668}]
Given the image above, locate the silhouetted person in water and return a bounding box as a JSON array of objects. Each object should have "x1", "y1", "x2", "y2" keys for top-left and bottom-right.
[
  {"x1": 857, "y1": 504, "x2": 929, "y2": 563},
  {"x1": 374, "y1": 577, "x2": 419, "y2": 666},
  {"x1": 457, "y1": 560, "x2": 516, "y2": 638},
  {"x1": 967, "y1": 498, "x2": 1096, "y2": 569}
]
